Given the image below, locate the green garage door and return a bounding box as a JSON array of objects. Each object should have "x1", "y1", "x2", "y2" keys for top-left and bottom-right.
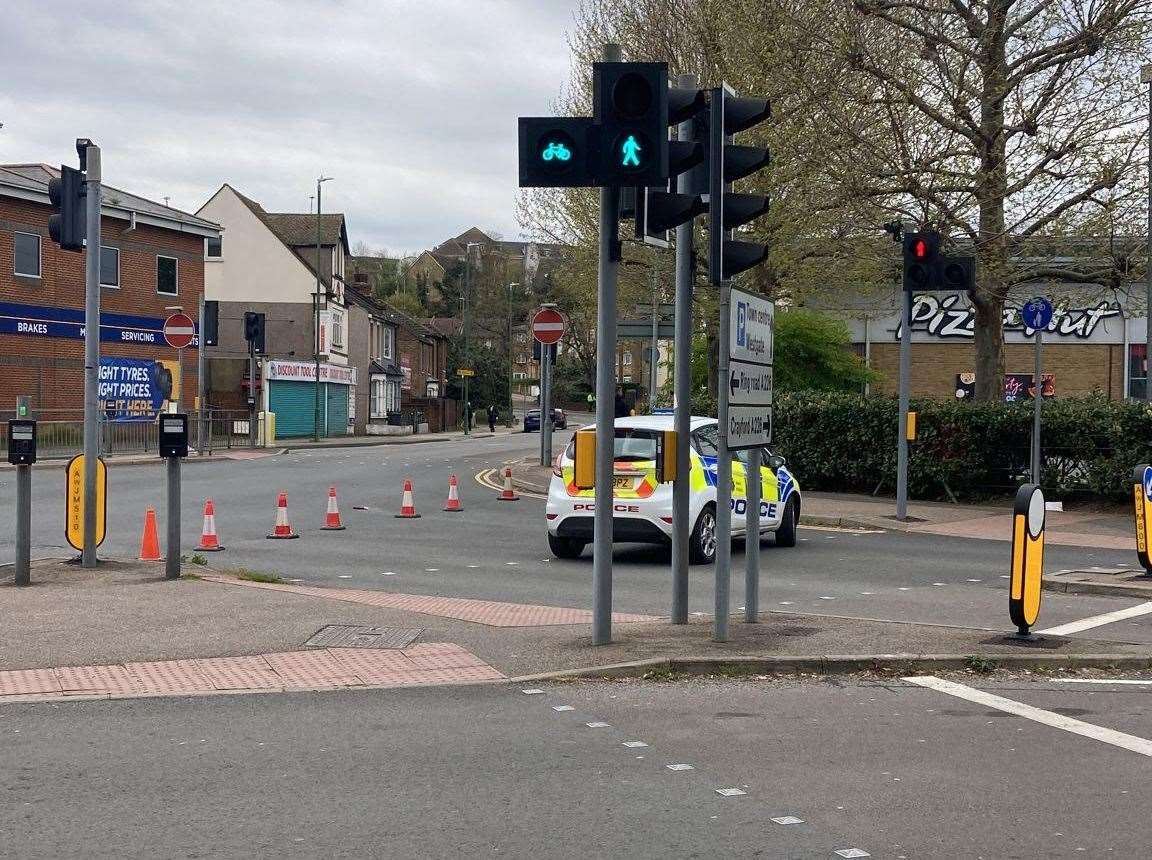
[
  {"x1": 326, "y1": 385, "x2": 349, "y2": 437},
  {"x1": 269, "y1": 381, "x2": 316, "y2": 438}
]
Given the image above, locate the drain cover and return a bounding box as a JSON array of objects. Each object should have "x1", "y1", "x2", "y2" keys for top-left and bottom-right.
[{"x1": 304, "y1": 625, "x2": 423, "y2": 649}]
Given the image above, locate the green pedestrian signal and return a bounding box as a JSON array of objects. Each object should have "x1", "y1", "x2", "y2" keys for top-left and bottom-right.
[{"x1": 620, "y1": 134, "x2": 641, "y2": 167}]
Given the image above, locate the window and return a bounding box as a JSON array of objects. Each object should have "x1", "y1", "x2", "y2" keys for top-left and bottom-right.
[
  {"x1": 383, "y1": 326, "x2": 394, "y2": 359},
  {"x1": 516, "y1": 354, "x2": 527, "y2": 364},
  {"x1": 371, "y1": 379, "x2": 387, "y2": 418},
  {"x1": 1131, "y1": 344, "x2": 1147, "y2": 400},
  {"x1": 100, "y1": 246, "x2": 120, "y2": 288},
  {"x1": 13, "y1": 232, "x2": 40, "y2": 278},
  {"x1": 205, "y1": 236, "x2": 222, "y2": 258},
  {"x1": 354, "y1": 272, "x2": 368, "y2": 284},
  {"x1": 331, "y1": 311, "x2": 344, "y2": 349},
  {"x1": 622, "y1": 351, "x2": 633, "y2": 366},
  {"x1": 156, "y1": 255, "x2": 178, "y2": 295},
  {"x1": 693, "y1": 426, "x2": 720, "y2": 457}
]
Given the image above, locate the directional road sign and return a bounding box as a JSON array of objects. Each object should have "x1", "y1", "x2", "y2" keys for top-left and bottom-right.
[
  {"x1": 532, "y1": 307, "x2": 565, "y2": 344},
  {"x1": 724, "y1": 288, "x2": 774, "y2": 449},
  {"x1": 163, "y1": 313, "x2": 196, "y2": 349}
]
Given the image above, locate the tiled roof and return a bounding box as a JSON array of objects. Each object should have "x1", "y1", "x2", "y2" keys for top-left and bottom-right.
[
  {"x1": 1, "y1": 163, "x2": 220, "y2": 232},
  {"x1": 261, "y1": 213, "x2": 345, "y2": 248}
]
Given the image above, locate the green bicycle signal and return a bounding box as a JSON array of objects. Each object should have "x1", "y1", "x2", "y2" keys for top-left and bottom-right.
[{"x1": 542, "y1": 141, "x2": 572, "y2": 162}]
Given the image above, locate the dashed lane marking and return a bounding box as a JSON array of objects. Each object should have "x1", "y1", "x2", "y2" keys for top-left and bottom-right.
[
  {"x1": 905, "y1": 675, "x2": 1152, "y2": 757},
  {"x1": 1036, "y1": 601, "x2": 1152, "y2": 636}
]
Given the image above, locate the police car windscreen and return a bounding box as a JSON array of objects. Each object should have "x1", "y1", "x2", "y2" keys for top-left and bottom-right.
[{"x1": 613, "y1": 429, "x2": 658, "y2": 461}]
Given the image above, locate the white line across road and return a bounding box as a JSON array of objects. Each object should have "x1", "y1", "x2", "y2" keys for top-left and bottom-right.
[
  {"x1": 905, "y1": 675, "x2": 1152, "y2": 757},
  {"x1": 1035, "y1": 601, "x2": 1152, "y2": 636}
]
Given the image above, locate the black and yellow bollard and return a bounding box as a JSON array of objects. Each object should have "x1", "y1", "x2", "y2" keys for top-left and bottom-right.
[
  {"x1": 1132, "y1": 465, "x2": 1152, "y2": 575},
  {"x1": 1009, "y1": 483, "x2": 1045, "y2": 638}
]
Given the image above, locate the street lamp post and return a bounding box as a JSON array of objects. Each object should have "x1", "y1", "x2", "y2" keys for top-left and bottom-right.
[
  {"x1": 1143, "y1": 64, "x2": 1152, "y2": 401},
  {"x1": 313, "y1": 175, "x2": 333, "y2": 441},
  {"x1": 507, "y1": 282, "x2": 518, "y2": 427}
]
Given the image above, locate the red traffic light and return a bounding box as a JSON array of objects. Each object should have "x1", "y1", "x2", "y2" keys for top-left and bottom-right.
[{"x1": 912, "y1": 238, "x2": 928, "y2": 259}]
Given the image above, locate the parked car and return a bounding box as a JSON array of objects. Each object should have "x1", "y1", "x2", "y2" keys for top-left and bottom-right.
[
  {"x1": 524, "y1": 408, "x2": 567, "y2": 432},
  {"x1": 545, "y1": 415, "x2": 801, "y2": 562}
]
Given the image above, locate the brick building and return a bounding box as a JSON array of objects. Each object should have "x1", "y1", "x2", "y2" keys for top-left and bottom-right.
[{"x1": 0, "y1": 164, "x2": 220, "y2": 417}]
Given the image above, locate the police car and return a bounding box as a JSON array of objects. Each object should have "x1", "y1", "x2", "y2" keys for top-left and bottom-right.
[{"x1": 546, "y1": 415, "x2": 801, "y2": 562}]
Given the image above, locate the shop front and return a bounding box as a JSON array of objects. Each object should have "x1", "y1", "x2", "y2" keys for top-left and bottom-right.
[
  {"x1": 263, "y1": 360, "x2": 356, "y2": 438},
  {"x1": 843, "y1": 290, "x2": 1145, "y2": 400}
]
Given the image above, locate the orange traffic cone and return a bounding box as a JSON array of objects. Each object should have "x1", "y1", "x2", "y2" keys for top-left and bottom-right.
[
  {"x1": 497, "y1": 467, "x2": 520, "y2": 502},
  {"x1": 395, "y1": 478, "x2": 421, "y2": 518},
  {"x1": 443, "y1": 475, "x2": 463, "y2": 512},
  {"x1": 139, "y1": 507, "x2": 161, "y2": 561},
  {"x1": 322, "y1": 486, "x2": 346, "y2": 530},
  {"x1": 266, "y1": 491, "x2": 300, "y2": 539},
  {"x1": 197, "y1": 499, "x2": 226, "y2": 551}
]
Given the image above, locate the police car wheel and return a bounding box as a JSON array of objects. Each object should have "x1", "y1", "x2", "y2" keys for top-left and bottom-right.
[
  {"x1": 689, "y1": 505, "x2": 718, "y2": 565},
  {"x1": 775, "y1": 497, "x2": 799, "y2": 547},
  {"x1": 548, "y1": 533, "x2": 586, "y2": 559}
]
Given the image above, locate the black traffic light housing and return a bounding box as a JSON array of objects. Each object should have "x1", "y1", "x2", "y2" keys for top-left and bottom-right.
[
  {"x1": 518, "y1": 117, "x2": 599, "y2": 187},
  {"x1": 158, "y1": 413, "x2": 189, "y2": 458},
  {"x1": 708, "y1": 85, "x2": 772, "y2": 285},
  {"x1": 7, "y1": 420, "x2": 37, "y2": 465},
  {"x1": 48, "y1": 165, "x2": 86, "y2": 252},
  {"x1": 243, "y1": 311, "x2": 265, "y2": 355},
  {"x1": 593, "y1": 62, "x2": 669, "y2": 186},
  {"x1": 202, "y1": 300, "x2": 219, "y2": 347},
  {"x1": 632, "y1": 86, "x2": 709, "y2": 244}
]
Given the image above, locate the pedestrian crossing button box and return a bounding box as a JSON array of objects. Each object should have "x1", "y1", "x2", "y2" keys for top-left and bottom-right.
[
  {"x1": 8, "y1": 420, "x2": 36, "y2": 465},
  {"x1": 159, "y1": 414, "x2": 189, "y2": 458}
]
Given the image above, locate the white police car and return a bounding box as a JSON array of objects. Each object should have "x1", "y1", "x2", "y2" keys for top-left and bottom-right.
[{"x1": 546, "y1": 415, "x2": 801, "y2": 562}]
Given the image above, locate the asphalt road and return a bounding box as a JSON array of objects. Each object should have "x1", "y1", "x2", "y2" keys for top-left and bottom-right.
[
  {"x1": 1, "y1": 429, "x2": 1149, "y2": 646},
  {"x1": 3, "y1": 674, "x2": 1151, "y2": 858}
]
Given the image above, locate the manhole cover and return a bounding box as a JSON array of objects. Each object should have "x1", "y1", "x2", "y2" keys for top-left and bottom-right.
[{"x1": 304, "y1": 625, "x2": 424, "y2": 649}]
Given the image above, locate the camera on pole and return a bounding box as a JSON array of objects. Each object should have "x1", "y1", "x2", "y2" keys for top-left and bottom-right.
[{"x1": 47, "y1": 165, "x2": 86, "y2": 252}]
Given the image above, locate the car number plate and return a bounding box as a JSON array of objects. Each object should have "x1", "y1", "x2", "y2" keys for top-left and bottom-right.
[{"x1": 612, "y1": 476, "x2": 634, "y2": 489}]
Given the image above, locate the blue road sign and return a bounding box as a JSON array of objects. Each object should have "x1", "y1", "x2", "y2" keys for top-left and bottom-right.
[{"x1": 1022, "y1": 297, "x2": 1054, "y2": 331}]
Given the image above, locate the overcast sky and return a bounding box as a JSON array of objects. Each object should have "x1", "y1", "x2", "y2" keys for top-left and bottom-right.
[{"x1": 0, "y1": 0, "x2": 578, "y2": 255}]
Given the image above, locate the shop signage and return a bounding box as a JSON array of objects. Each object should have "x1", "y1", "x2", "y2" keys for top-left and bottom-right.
[
  {"x1": 264, "y1": 360, "x2": 356, "y2": 385},
  {"x1": 98, "y1": 358, "x2": 169, "y2": 422},
  {"x1": 897, "y1": 293, "x2": 1121, "y2": 340},
  {"x1": 0, "y1": 301, "x2": 199, "y2": 347}
]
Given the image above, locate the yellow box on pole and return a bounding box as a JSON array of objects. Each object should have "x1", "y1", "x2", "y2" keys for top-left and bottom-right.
[
  {"x1": 655, "y1": 430, "x2": 677, "y2": 484},
  {"x1": 574, "y1": 429, "x2": 596, "y2": 489},
  {"x1": 906, "y1": 411, "x2": 917, "y2": 441},
  {"x1": 65, "y1": 454, "x2": 107, "y2": 551}
]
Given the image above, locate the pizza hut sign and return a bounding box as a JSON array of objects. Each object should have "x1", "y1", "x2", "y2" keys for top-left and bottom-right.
[{"x1": 897, "y1": 293, "x2": 1121, "y2": 340}]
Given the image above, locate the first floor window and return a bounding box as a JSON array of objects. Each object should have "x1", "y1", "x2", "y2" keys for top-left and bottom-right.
[
  {"x1": 157, "y1": 255, "x2": 178, "y2": 295},
  {"x1": 14, "y1": 232, "x2": 40, "y2": 278},
  {"x1": 100, "y1": 246, "x2": 120, "y2": 287}
]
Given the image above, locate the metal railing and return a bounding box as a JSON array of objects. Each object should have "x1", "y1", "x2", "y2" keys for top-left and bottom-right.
[{"x1": 0, "y1": 408, "x2": 258, "y2": 460}]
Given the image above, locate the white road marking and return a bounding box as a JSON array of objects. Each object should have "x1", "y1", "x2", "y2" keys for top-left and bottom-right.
[
  {"x1": 585, "y1": 722, "x2": 611, "y2": 728},
  {"x1": 380, "y1": 572, "x2": 395, "y2": 576},
  {"x1": 666, "y1": 763, "x2": 694, "y2": 771},
  {"x1": 622, "y1": 741, "x2": 648, "y2": 748},
  {"x1": 715, "y1": 788, "x2": 747, "y2": 797},
  {"x1": 1054, "y1": 678, "x2": 1152, "y2": 685},
  {"x1": 1036, "y1": 601, "x2": 1152, "y2": 636},
  {"x1": 552, "y1": 705, "x2": 574, "y2": 712},
  {"x1": 770, "y1": 816, "x2": 804, "y2": 825},
  {"x1": 521, "y1": 689, "x2": 545, "y2": 695},
  {"x1": 425, "y1": 568, "x2": 439, "y2": 572},
  {"x1": 337, "y1": 575, "x2": 352, "y2": 579},
  {"x1": 905, "y1": 675, "x2": 1152, "y2": 757}
]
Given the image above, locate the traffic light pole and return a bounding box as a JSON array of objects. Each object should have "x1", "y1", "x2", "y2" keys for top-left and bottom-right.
[
  {"x1": 895, "y1": 289, "x2": 912, "y2": 521},
  {"x1": 540, "y1": 340, "x2": 553, "y2": 466},
  {"x1": 81, "y1": 144, "x2": 102, "y2": 569},
  {"x1": 670, "y1": 73, "x2": 697, "y2": 625},
  {"x1": 592, "y1": 42, "x2": 622, "y2": 647},
  {"x1": 197, "y1": 294, "x2": 206, "y2": 454},
  {"x1": 248, "y1": 340, "x2": 257, "y2": 449}
]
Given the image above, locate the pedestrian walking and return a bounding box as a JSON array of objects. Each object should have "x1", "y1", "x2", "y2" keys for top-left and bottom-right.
[{"x1": 487, "y1": 404, "x2": 498, "y2": 433}]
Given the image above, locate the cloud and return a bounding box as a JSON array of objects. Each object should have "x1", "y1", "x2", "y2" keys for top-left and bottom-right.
[{"x1": 0, "y1": 0, "x2": 577, "y2": 253}]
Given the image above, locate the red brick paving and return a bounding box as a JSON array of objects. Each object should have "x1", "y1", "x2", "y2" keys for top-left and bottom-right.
[
  {"x1": 201, "y1": 575, "x2": 659, "y2": 627},
  {"x1": 0, "y1": 643, "x2": 504, "y2": 704}
]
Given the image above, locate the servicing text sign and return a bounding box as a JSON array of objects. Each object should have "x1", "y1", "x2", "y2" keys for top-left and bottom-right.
[{"x1": 725, "y1": 288, "x2": 774, "y2": 450}]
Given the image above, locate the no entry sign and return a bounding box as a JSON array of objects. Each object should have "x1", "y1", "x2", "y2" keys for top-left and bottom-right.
[
  {"x1": 163, "y1": 313, "x2": 196, "y2": 349},
  {"x1": 532, "y1": 307, "x2": 565, "y2": 344}
]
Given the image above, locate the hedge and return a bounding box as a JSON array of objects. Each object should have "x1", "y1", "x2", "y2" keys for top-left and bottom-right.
[{"x1": 772, "y1": 391, "x2": 1152, "y2": 502}]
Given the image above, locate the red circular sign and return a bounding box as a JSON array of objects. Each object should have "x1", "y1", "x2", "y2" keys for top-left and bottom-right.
[
  {"x1": 531, "y1": 307, "x2": 565, "y2": 344},
  {"x1": 163, "y1": 313, "x2": 196, "y2": 349}
]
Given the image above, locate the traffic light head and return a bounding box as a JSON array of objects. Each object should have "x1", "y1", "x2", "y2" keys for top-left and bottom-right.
[
  {"x1": 594, "y1": 62, "x2": 669, "y2": 185},
  {"x1": 47, "y1": 164, "x2": 86, "y2": 252},
  {"x1": 518, "y1": 117, "x2": 597, "y2": 187},
  {"x1": 243, "y1": 311, "x2": 266, "y2": 355},
  {"x1": 902, "y1": 230, "x2": 939, "y2": 291},
  {"x1": 708, "y1": 85, "x2": 772, "y2": 285}
]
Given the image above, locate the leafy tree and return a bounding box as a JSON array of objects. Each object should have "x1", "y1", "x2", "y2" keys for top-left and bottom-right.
[
  {"x1": 774, "y1": 309, "x2": 879, "y2": 392},
  {"x1": 445, "y1": 335, "x2": 509, "y2": 410},
  {"x1": 387, "y1": 290, "x2": 425, "y2": 320}
]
